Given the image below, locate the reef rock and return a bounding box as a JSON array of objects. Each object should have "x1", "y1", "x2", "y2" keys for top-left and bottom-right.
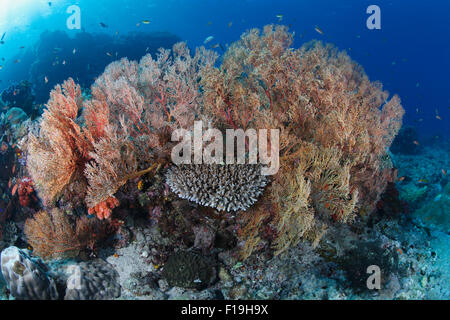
[
  {"x1": 0, "y1": 246, "x2": 59, "y2": 300},
  {"x1": 162, "y1": 251, "x2": 217, "y2": 290}
]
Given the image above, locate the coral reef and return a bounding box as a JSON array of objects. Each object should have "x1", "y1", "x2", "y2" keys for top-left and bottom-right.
[
  {"x1": 11, "y1": 177, "x2": 37, "y2": 207},
  {"x1": 26, "y1": 42, "x2": 216, "y2": 218},
  {"x1": 199, "y1": 25, "x2": 404, "y2": 257},
  {"x1": 162, "y1": 251, "x2": 217, "y2": 290},
  {"x1": 26, "y1": 78, "x2": 93, "y2": 206},
  {"x1": 4, "y1": 107, "x2": 28, "y2": 126},
  {"x1": 414, "y1": 181, "x2": 450, "y2": 233},
  {"x1": 64, "y1": 259, "x2": 121, "y2": 300},
  {"x1": 166, "y1": 164, "x2": 269, "y2": 212},
  {"x1": 336, "y1": 240, "x2": 401, "y2": 292},
  {"x1": 0, "y1": 81, "x2": 35, "y2": 115},
  {"x1": 0, "y1": 246, "x2": 59, "y2": 300},
  {"x1": 24, "y1": 208, "x2": 112, "y2": 260}
]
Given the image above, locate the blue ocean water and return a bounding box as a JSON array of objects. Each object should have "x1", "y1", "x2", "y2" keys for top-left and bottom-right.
[{"x1": 0, "y1": 0, "x2": 448, "y2": 138}]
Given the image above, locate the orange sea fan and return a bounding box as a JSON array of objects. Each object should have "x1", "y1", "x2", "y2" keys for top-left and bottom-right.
[
  {"x1": 26, "y1": 78, "x2": 94, "y2": 205},
  {"x1": 199, "y1": 24, "x2": 405, "y2": 257}
]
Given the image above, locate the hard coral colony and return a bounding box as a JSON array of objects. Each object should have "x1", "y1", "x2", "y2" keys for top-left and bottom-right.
[{"x1": 24, "y1": 25, "x2": 404, "y2": 260}]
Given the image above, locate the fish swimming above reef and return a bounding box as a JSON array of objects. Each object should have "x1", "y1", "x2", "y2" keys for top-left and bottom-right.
[{"x1": 203, "y1": 36, "x2": 214, "y2": 44}]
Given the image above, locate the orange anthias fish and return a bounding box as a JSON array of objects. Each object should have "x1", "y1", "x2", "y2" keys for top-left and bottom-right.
[
  {"x1": 413, "y1": 140, "x2": 420, "y2": 146},
  {"x1": 442, "y1": 169, "x2": 447, "y2": 176},
  {"x1": 11, "y1": 183, "x2": 18, "y2": 196}
]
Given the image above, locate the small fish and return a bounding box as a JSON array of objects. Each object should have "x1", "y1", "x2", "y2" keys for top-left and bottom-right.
[
  {"x1": 276, "y1": 14, "x2": 283, "y2": 22},
  {"x1": 44, "y1": 76, "x2": 48, "y2": 83},
  {"x1": 324, "y1": 202, "x2": 330, "y2": 209},
  {"x1": 436, "y1": 115, "x2": 442, "y2": 120},
  {"x1": 113, "y1": 253, "x2": 119, "y2": 258},
  {"x1": 106, "y1": 52, "x2": 112, "y2": 57},
  {"x1": 141, "y1": 20, "x2": 150, "y2": 24},
  {"x1": 48, "y1": 2, "x2": 52, "y2": 7},
  {"x1": 11, "y1": 183, "x2": 17, "y2": 196},
  {"x1": 210, "y1": 43, "x2": 220, "y2": 49},
  {"x1": 0, "y1": 65, "x2": 2, "y2": 70},
  {"x1": 62, "y1": 60, "x2": 66, "y2": 65},
  {"x1": 137, "y1": 180, "x2": 144, "y2": 191},
  {"x1": 314, "y1": 26, "x2": 323, "y2": 35},
  {"x1": 203, "y1": 36, "x2": 214, "y2": 44},
  {"x1": 397, "y1": 176, "x2": 406, "y2": 182},
  {"x1": 413, "y1": 140, "x2": 420, "y2": 146},
  {"x1": 1, "y1": 32, "x2": 5, "y2": 41},
  {"x1": 442, "y1": 169, "x2": 447, "y2": 176},
  {"x1": 228, "y1": 21, "x2": 233, "y2": 28},
  {"x1": 100, "y1": 22, "x2": 108, "y2": 28},
  {"x1": 418, "y1": 179, "x2": 428, "y2": 183},
  {"x1": 19, "y1": 46, "x2": 25, "y2": 49},
  {"x1": 72, "y1": 48, "x2": 76, "y2": 54},
  {"x1": 14, "y1": 59, "x2": 20, "y2": 64},
  {"x1": 136, "y1": 23, "x2": 141, "y2": 27}
]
